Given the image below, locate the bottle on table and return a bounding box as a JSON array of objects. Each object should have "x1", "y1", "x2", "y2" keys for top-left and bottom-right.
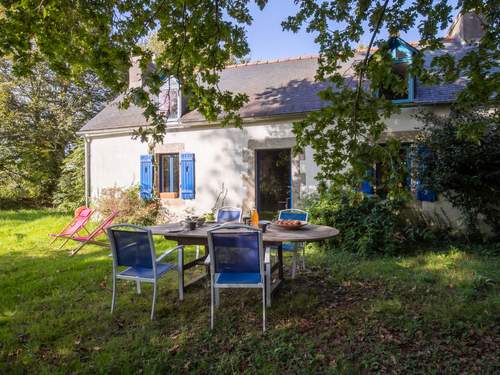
[{"x1": 250, "y1": 208, "x2": 259, "y2": 228}]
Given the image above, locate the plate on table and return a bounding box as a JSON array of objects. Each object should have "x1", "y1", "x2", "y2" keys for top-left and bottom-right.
[{"x1": 272, "y1": 220, "x2": 308, "y2": 230}]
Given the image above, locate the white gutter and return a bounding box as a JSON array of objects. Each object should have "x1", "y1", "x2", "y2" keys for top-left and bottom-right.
[
  {"x1": 77, "y1": 112, "x2": 308, "y2": 137},
  {"x1": 84, "y1": 136, "x2": 91, "y2": 206}
]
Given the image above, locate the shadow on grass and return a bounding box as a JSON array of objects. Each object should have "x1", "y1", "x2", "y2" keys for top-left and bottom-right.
[{"x1": 0, "y1": 243, "x2": 499, "y2": 373}]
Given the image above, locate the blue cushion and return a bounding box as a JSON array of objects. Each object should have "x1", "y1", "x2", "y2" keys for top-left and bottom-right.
[
  {"x1": 279, "y1": 211, "x2": 308, "y2": 221},
  {"x1": 282, "y1": 242, "x2": 297, "y2": 251},
  {"x1": 216, "y1": 272, "x2": 262, "y2": 284},
  {"x1": 118, "y1": 263, "x2": 175, "y2": 279}
]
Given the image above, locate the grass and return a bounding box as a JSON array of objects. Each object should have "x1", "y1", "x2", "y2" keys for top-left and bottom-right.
[{"x1": 0, "y1": 209, "x2": 499, "y2": 374}]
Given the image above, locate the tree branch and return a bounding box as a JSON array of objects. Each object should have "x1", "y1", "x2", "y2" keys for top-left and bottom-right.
[{"x1": 352, "y1": 0, "x2": 390, "y2": 129}]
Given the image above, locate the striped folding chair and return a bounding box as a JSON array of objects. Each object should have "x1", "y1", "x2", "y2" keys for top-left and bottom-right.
[
  {"x1": 206, "y1": 224, "x2": 271, "y2": 332},
  {"x1": 49, "y1": 207, "x2": 94, "y2": 249},
  {"x1": 107, "y1": 224, "x2": 184, "y2": 320},
  {"x1": 278, "y1": 209, "x2": 309, "y2": 278},
  {"x1": 68, "y1": 210, "x2": 119, "y2": 256}
]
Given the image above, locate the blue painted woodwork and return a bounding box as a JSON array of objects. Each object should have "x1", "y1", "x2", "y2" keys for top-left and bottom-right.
[
  {"x1": 180, "y1": 153, "x2": 195, "y2": 199},
  {"x1": 360, "y1": 168, "x2": 374, "y2": 194},
  {"x1": 140, "y1": 155, "x2": 153, "y2": 200},
  {"x1": 375, "y1": 37, "x2": 417, "y2": 104},
  {"x1": 415, "y1": 145, "x2": 437, "y2": 202}
]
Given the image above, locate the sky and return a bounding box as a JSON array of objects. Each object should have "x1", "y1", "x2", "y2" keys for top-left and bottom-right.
[{"x1": 244, "y1": 1, "x2": 459, "y2": 61}]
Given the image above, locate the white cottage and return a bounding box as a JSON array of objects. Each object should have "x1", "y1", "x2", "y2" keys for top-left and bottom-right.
[{"x1": 78, "y1": 13, "x2": 483, "y2": 219}]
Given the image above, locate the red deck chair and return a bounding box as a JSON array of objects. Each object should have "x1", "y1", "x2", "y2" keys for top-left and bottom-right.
[
  {"x1": 49, "y1": 207, "x2": 95, "y2": 249},
  {"x1": 68, "y1": 210, "x2": 119, "y2": 256}
]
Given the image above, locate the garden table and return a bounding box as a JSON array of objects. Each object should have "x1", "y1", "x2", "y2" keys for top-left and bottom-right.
[{"x1": 148, "y1": 222, "x2": 339, "y2": 304}]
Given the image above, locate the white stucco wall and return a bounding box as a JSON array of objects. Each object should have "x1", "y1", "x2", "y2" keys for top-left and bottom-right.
[
  {"x1": 86, "y1": 105, "x2": 454, "y2": 220},
  {"x1": 89, "y1": 133, "x2": 149, "y2": 198}
]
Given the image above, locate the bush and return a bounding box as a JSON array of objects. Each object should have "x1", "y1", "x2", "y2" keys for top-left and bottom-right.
[
  {"x1": 52, "y1": 140, "x2": 85, "y2": 211},
  {"x1": 418, "y1": 110, "x2": 500, "y2": 240},
  {"x1": 303, "y1": 187, "x2": 453, "y2": 256},
  {"x1": 304, "y1": 188, "x2": 405, "y2": 256},
  {"x1": 95, "y1": 186, "x2": 160, "y2": 226}
]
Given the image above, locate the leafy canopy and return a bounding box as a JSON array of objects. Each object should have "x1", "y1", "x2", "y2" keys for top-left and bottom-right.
[
  {"x1": 0, "y1": 59, "x2": 111, "y2": 205},
  {"x1": 0, "y1": 0, "x2": 498, "y2": 186}
]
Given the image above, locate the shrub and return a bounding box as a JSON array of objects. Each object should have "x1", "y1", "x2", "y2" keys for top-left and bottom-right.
[
  {"x1": 303, "y1": 187, "x2": 454, "y2": 256},
  {"x1": 95, "y1": 186, "x2": 160, "y2": 226},
  {"x1": 52, "y1": 140, "x2": 85, "y2": 211},
  {"x1": 304, "y1": 188, "x2": 405, "y2": 256},
  {"x1": 398, "y1": 207, "x2": 454, "y2": 244},
  {"x1": 418, "y1": 110, "x2": 500, "y2": 240}
]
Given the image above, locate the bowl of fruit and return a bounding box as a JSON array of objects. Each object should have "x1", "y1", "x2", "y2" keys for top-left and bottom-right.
[{"x1": 272, "y1": 219, "x2": 307, "y2": 230}]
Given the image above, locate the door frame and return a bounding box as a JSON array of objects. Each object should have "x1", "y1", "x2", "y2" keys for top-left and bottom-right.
[{"x1": 255, "y1": 148, "x2": 293, "y2": 213}]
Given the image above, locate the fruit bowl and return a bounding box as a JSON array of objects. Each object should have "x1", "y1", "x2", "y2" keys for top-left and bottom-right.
[{"x1": 272, "y1": 220, "x2": 307, "y2": 230}]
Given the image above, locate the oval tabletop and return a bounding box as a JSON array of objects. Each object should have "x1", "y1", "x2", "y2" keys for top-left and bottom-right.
[{"x1": 148, "y1": 223, "x2": 339, "y2": 244}]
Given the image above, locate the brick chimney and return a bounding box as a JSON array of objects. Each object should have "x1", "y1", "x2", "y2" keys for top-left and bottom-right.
[{"x1": 446, "y1": 12, "x2": 484, "y2": 43}]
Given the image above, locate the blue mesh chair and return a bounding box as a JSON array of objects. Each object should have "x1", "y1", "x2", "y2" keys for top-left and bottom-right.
[
  {"x1": 216, "y1": 206, "x2": 242, "y2": 223},
  {"x1": 278, "y1": 209, "x2": 309, "y2": 278},
  {"x1": 107, "y1": 224, "x2": 185, "y2": 320},
  {"x1": 195, "y1": 207, "x2": 242, "y2": 259},
  {"x1": 206, "y1": 224, "x2": 271, "y2": 332}
]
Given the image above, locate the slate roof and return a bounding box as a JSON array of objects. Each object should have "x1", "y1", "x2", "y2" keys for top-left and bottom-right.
[{"x1": 79, "y1": 41, "x2": 472, "y2": 133}]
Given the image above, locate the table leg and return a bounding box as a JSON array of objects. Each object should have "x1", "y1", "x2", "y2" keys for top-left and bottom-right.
[
  {"x1": 204, "y1": 245, "x2": 209, "y2": 276},
  {"x1": 277, "y1": 243, "x2": 284, "y2": 281}
]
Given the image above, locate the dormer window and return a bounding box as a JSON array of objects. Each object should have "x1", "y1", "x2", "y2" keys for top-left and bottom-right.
[
  {"x1": 379, "y1": 37, "x2": 416, "y2": 104},
  {"x1": 159, "y1": 77, "x2": 181, "y2": 121}
]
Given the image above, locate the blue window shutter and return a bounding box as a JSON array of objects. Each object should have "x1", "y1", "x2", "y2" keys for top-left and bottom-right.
[
  {"x1": 416, "y1": 146, "x2": 437, "y2": 202},
  {"x1": 180, "y1": 153, "x2": 195, "y2": 199},
  {"x1": 360, "y1": 168, "x2": 374, "y2": 194},
  {"x1": 405, "y1": 146, "x2": 413, "y2": 189},
  {"x1": 140, "y1": 155, "x2": 153, "y2": 200}
]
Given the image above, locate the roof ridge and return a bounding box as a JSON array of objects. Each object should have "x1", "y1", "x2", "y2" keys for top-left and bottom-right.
[
  {"x1": 355, "y1": 40, "x2": 421, "y2": 53},
  {"x1": 225, "y1": 55, "x2": 319, "y2": 69}
]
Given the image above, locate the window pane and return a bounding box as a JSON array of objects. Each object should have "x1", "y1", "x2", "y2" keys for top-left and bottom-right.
[
  {"x1": 160, "y1": 154, "x2": 179, "y2": 193},
  {"x1": 380, "y1": 62, "x2": 409, "y2": 101},
  {"x1": 172, "y1": 154, "x2": 179, "y2": 193}
]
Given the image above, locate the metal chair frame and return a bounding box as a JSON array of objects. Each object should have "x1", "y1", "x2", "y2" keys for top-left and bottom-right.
[
  {"x1": 107, "y1": 224, "x2": 184, "y2": 320},
  {"x1": 206, "y1": 224, "x2": 270, "y2": 332},
  {"x1": 277, "y1": 209, "x2": 309, "y2": 278},
  {"x1": 195, "y1": 206, "x2": 243, "y2": 259}
]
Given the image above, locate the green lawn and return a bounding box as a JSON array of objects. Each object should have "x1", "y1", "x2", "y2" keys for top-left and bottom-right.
[{"x1": 0, "y1": 210, "x2": 499, "y2": 374}]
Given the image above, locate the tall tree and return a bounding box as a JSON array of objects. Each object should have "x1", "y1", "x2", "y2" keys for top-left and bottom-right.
[
  {"x1": 0, "y1": 1, "x2": 497, "y2": 187},
  {"x1": 0, "y1": 59, "x2": 111, "y2": 204}
]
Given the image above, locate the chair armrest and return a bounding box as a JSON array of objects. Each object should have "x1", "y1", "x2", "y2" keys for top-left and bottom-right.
[
  {"x1": 156, "y1": 245, "x2": 184, "y2": 262},
  {"x1": 264, "y1": 247, "x2": 271, "y2": 264},
  {"x1": 204, "y1": 254, "x2": 211, "y2": 265}
]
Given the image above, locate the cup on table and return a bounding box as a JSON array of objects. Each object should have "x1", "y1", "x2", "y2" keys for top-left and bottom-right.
[
  {"x1": 182, "y1": 219, "x2": 197, "y2": 230},
  {"x1": 258, "y1": 221, "x2": 268, "y2": 233}
]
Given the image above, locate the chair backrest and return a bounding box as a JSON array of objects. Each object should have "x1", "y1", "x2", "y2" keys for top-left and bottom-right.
[
  {"x1": 74, "y1": 206, "x2": 86, "y2": 217},
  {"x1": 216, "y1": 206, "x2": 242, "y2": 223},
  {"x1": 62, "y1": 208, "x2": 94, "y2": 235},
  {"x1": 208, "y1": 224, "x2": 263, "y2": 276},
  {"x1": 107, "y1": 225, "x2": 156, "y2": 275},
  {"x1": 278, "y1": 209, "x2": 308, "y2": 222},
  {"x1": 89, "y1": 210, "x2": 119, "y2": 237}
]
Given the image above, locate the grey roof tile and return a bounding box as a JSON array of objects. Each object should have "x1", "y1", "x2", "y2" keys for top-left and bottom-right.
[{"x1": 80, "y1": 42, "x2": 471, "y2": 132}]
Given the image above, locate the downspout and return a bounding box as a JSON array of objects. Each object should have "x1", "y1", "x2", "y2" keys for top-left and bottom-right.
[{"x1": 84, "y1": 136, "x2": 91, "y2": 206}]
